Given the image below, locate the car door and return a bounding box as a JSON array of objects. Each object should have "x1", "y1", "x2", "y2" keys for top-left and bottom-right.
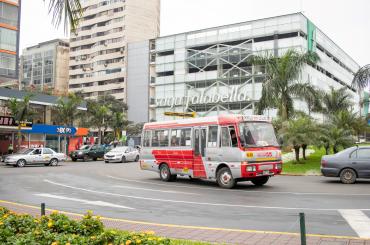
[
  {"x1": 90, "y1": 145, "x2": 98, "y2": 158},
  {"x1": 31, "y1": 149, "x2": 43, "y2": 164},
  {"x1": 353, "y1": 148, "x2": 370, "y2": 178},
  {"x1": 42, "y1": 148, "x2": 54, "y2": 163}
]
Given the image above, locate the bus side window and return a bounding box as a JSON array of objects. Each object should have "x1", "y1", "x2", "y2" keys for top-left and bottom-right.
[
  {"x1": 143, "y1": 130, "x2": 151, "y2": 147},
  {"x1": 220, "y1": 127, "x2": 231, "y2": 147},
  {"x1": 181, "y1": 128, "x2": 191, "y2": 146},
  {"x1": 152, "y1": 131, "x2": 159, "y2": 147},
  {"x1": 170, "y1": 129, "x2": 180, "y2": 146},
  {"x1": 229, "y1": 126, "x2": 238, "y2": 147},
  {"x1": 207, "y1": 126, "x2": 218, "y2": 147},
  {"x1": 159, "y1": 130, "x2": 169, "y2": 147}
]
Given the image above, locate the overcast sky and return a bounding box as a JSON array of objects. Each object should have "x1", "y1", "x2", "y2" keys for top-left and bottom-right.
[{"x1": 21, "y1": 0, "x2": 370, "y2": 66}]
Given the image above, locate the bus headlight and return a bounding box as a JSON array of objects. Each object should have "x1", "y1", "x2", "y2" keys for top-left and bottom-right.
[
  {"x1": 246, "y1": 165, "x2": 256, "y2": 172},
  {"x1": 276, "y1": 163, "x2": 282, "y2": 170}
]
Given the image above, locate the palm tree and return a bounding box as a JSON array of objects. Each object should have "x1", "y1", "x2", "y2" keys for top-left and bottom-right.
[
  {"x1": 54, "y1": 93, "x2": 83, "y2": 153},
  {"x1": 321, "y1": 86, "x2": 353, "y2": 115},
  {"x1": 351, "y1": 64, "x2": 370, "y2": 92},
  {"x1": 86, "y1": 101, "x2": 109, "y2": 145},
  {"x1": 7, "y1": 94, "x2": 34, "y2": 151},
  {"x1": 279, "y1": 116, "x2": 317, "y2": 162},
  {"x1": 330, "y1": 110, "x2": 367, "y2": 142},
  {"x1": 109, "y1": 112, "x2": 130, "y2": 141},
  {"x1": 46, "y1": 0, "x2": 83, "y2": 33},
  {"x1": 252, "y1": 49, "x2": 320, "y2": 120}
]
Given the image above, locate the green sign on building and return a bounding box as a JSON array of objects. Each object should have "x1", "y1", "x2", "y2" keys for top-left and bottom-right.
[{"x1": 307, "y1": 20, "x2": 316, "y2": 52}]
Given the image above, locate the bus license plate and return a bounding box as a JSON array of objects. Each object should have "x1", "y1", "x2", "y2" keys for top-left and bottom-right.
[{"x1": 263, "y1": 170, "x2": 270, "y2": 175}]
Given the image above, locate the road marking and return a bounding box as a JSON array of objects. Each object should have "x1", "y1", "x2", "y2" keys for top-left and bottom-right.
[
  {"x1": 44, "y1": 179, "x2": 370, "y2": 211},
  {"x1": 107, "y1": 175, "x2": 370, "y2": 197},
  {"x1": 0, "y1": 199, "x2": 368, "y2": 241},
  {"x1": 35, "y1": 193, "x2": 134, "y2": 210},
  {"x1": 339, "y1": 209, "x2": 370, "y2": 238},
  {"x1": 112, "y1": 185, "x2": 200, "y2": 195}
]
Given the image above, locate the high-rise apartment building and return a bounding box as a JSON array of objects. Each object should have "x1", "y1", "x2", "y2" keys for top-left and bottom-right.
[
  {"x1": 20, "y1": 39, "x2": 70, "y2": 95},
  {"x1": 68, "y1": 0, "x2": 160, "y2": 102},
  {"x1": 0, "y1": 0, "x2": 20, "y2": 86}
]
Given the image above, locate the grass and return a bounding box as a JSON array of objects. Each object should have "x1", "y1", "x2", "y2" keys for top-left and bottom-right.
[{"x1": 282, "y1": 147, "x2": 325, "y2": 175}]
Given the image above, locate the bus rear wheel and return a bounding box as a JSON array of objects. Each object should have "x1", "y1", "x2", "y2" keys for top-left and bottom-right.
[
  {"x1": 216, "y1": 167, "x2": 235, "y2": 189},
  {"x1": 251, "y1": 176, "x2": 269, "y2": 186},
  {"x1": 159, "y1": 164, "x2": 176, "y2": 182}
]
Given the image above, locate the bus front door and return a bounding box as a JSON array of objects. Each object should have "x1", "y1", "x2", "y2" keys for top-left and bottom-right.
[{"x1": 193, "y1": 128, "x2": 207, "y2": 178}]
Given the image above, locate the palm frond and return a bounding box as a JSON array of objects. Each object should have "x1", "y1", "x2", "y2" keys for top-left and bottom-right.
[
  {"x1": 352, "y1": 64, "x2": 370, "y2": 91},
  {"x1": 46, "y1": 0, "x2": 83, "y2": 34}
]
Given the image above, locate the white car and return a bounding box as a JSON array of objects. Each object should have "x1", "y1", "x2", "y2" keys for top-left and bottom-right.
[
  {"x1": 4, "y1": 148, "x2": 67, "y2": 167},
  {"x1": 104, "y1": 146, "x2": 140, "y2": 163}
]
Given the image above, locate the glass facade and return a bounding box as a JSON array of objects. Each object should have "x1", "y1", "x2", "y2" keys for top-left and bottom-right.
[
  {"x1": 0, "y1": 1, "x2": 19, "y2": 81},
  {"x1": 153, "y1": 13, "x2": 360, "y2": 121}
]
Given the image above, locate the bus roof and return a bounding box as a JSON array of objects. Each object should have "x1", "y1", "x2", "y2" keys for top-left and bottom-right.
[{"x1": 143, "y1": 114, "x2": 271, "y2": 129}]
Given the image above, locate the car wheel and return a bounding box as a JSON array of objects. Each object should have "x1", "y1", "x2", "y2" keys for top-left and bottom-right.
[
  {"x1": 16, "y1": 159, "x2": 26, "y2": 168},
  {"x1": 105, "y1": 161, "x2": 109, "y2": 163},
  {"x1": 134, "y1": 155, "x2": 139, "y2": 162},
  {"x1": 50, "y1": 158, "x2": 58, "y2": 166},
  {"x1": 121, "y1": 156, "x2": 126, "y2": 163},
  {"x1": 83, "y1": 155, "x2": 88, "y2": 162},
  {"x1": 72, "y1": 158, "x2": 77, "y2": 162},
  {"x1": 340, "y1": 168, "x2": 357, "y2": 184},
  {"x1": 251, "y1": 176, "x2": 269, "y2": 186},
  {"x1": 93, "y1": 157, "x2": 98, "y2": 161},
  {"x1": 159, "y1": 164, "x2": 173, "y2": 182},
  {"x1": 216, "y1": 167, "x2": 235, "y2": 189}
]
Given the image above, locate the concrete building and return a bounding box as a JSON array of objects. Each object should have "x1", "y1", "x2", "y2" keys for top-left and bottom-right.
[
  {"x1": 152, "y1": 13, "x2": 360, "y2": 121},
  {"x1": 0, "y1": 0, "x2": 21, "y2": 86},
  {"x1": 20, "y1": 39, "x2": 70, "y2": 95},
  {"x1": 68, "y1": 0, "x2": 160, "y2": 104}
]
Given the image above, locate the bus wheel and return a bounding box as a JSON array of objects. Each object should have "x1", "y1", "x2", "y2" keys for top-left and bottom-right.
[
  {"x1": 251, "y1": 176, "x2": 269, "y2": 186},
  {"x1": 159, "y1": 164, "x2": 172, "y2": 182},
  {"x1": 216, "y1": 167, "x2": 235, "y2": 189}
]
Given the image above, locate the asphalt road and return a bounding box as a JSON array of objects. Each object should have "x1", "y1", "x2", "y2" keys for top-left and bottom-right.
[{"x1": 1, "y1": 160, "x2": 370, "y2": 238}]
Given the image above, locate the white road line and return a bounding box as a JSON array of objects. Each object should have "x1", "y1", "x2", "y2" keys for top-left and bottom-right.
[
  {"x1": 339, "y1": 209, "x2": 370, "y2": 238},
  {"x1": 44, "y1": 179, "x2": 370, "y2": 211},
  {"x1": 112, "y1": 185, "x2": 200, "y2": 195},
  {"x1": 106, "y1": 175, "x2": 370, "y2": 197},
  {"x1": 35, "y1": 193, "x2": 135, "y2": 210}
]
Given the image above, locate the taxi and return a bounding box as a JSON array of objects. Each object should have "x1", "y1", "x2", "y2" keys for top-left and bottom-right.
[{"x1": 4, "y1": 148, "x2": 67, "y2": 167}]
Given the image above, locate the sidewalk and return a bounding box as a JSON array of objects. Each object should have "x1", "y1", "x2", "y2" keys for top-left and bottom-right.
[
  {"x1": 282, "y1": 149, "x2": 315, "y2": 163},
  {"x1": 1, "y1": 200, "x2": 369, "y2": 245}
]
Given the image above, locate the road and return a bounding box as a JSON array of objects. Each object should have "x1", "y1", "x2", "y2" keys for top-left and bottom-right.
[{"x1": 0, "y1": 160, "x2": 370, "y2": 239}]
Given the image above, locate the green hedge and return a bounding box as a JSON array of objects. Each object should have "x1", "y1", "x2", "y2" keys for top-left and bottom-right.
[{"x1": 0, "y1": 207, "x2": 173, "y2": 245}]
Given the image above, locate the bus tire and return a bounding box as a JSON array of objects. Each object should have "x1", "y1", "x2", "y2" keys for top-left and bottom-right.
[
  {"x1": 159, "y1": 164, "x2": 172, "y2": 182},
  {"x1": 216, "y1": 167, "x2": 235, "y2": 189},
  {"x1": 251, "y1": 176, "x2": 269, "y2": 186}
]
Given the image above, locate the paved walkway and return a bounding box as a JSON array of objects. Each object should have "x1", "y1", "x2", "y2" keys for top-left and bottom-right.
[{"x1": 1, "y1": 200, "x2": 369, "y2": 245}]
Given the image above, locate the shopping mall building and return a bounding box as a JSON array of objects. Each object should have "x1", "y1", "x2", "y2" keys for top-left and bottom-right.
[{"x1": 149, "y1": 13, "x2": 360, "y2": 121}]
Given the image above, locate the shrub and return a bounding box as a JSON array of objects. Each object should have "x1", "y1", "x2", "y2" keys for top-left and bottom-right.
[{"x1": 0, "y1": 207, "x2": 171, "y2": 245}]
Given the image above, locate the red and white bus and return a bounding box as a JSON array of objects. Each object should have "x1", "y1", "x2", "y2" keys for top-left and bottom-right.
[{"x1": 140, "y1": 114, "x2": 282, "y2": 188}]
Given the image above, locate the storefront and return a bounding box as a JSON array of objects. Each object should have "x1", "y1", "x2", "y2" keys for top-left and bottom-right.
[{"x1": 21, "y1": 124, "x2": 89, "y2": 153}]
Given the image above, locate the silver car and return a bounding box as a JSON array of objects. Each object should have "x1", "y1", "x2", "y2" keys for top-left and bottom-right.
[
  {"x1": 4, "y1": 148, "x2": 67, "y2": 167},
  {"x1": 321, "y1": 146, "x2": 370, "y2": 184},
  {"x1": 104, "y1": 146, "x2": 140, "y2": 163}
]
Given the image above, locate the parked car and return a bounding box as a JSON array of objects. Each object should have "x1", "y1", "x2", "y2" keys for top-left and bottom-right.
[
  {"x1": 4, "y1": 148, "x2": 67, "y2": 167},
  {"x1": 321, "y1": 146, "x2": 370, "y2": 184},
  {"x1": 104, "y1": 146, "x2": 140, "y2": 163},
  {"x1": 70, "y1": 145, "x2": 107, "y2": 162}
]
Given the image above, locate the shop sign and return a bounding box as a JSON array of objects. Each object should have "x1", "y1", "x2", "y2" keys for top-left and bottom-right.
[
  {"x1": 23, "y1": 124, "x2": 77, "y2": 135},
  {"x1": 0, "y1": 116, "x2": 33, "y2": 127},
  {"x1": 155, "y1": 85, "x2": 250, "y2": 109}
]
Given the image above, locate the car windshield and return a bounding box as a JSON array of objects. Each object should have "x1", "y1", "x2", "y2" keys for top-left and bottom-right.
[
  {"x1": 110, "y1": 147, "x2": 127, "y2": 152},
  {"x1": 239, "y1": 122, "x2": 279, "y2": 147},
  {"x1": 16, "y1": 149, "x2": 33, "y2": 154},
  {"x1": 79, "y1": 145, "x2": 91, "y2": 150}
]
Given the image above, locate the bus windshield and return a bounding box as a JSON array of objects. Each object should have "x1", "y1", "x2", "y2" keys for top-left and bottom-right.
[{"x1": 239, "y1": 122, "x2": 279, "y2": 147}]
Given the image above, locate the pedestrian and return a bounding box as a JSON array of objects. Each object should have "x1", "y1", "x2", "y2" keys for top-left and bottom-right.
[{"x1": 7, "y1": 143, "x2": 13, "y2": 154}]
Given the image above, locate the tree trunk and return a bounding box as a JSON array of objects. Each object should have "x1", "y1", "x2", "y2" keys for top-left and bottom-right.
[
  {"x1": 333, "y1": 145, "x2": 338, "y2": 154},
  {"x1": 64, "y1": 135, "x2": 67, "y2": 154},
  {"x1": 98, "y1": 127, "x2": 102, "y2": 145},
  {"x1": 17, "y1": 124, "x2": 21, "y2": 151},
  {"x1": 294, "y1": 145, "x2": 300, "y2": 162},
  {"x1": 302, "y1": 144, "x2": 307, "y2": 160},
  {"x1": 325, "y1": 146, "x2": 329, "y2": 155}
]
